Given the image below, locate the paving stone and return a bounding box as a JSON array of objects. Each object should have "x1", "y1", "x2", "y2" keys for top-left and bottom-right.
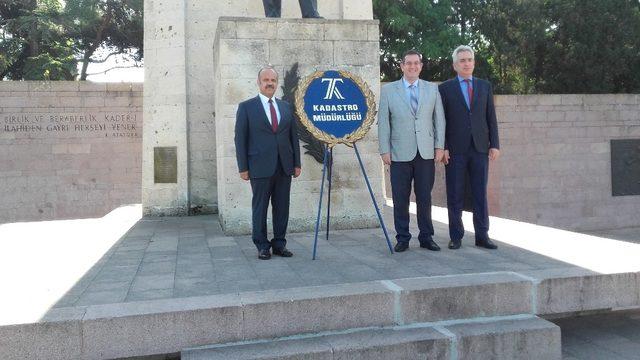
[
  {"x1": 138, "y1": 260, "x2": 176, "y2": 276},
  {"x1": 130, "y1": 274, "x2": 175, "y2": 292},
  {"x1": 75, "y1": 289, "x2": 128, "y2": 306},
  {"x1": 127, "y1": 289, "x2": 174, "y2": 302}
]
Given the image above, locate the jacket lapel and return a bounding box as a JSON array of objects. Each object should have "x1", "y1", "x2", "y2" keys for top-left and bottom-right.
[
  {"x1": 395, "y1": 80, "x2": 412, "y2": 112},
  {"x1": 254, "y1": 96, "x2": 275, "y2": 131},
  {"x1": 275, "y1": 99, "x2": 289, "y2": 133},
  {"x1": 416, "y1": 80, "x2": 427, "y2": 114}
]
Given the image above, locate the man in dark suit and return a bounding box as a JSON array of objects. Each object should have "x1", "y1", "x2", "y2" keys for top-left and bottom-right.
[
  {"x1": 235, "y1": 66, "x2": 302, "y2": 260},
  {"x1": 438, "y1": 45, "x2": 500, "y2": 250},
  {"x1": 262, "y1": 0, "x2": 322, "y2": 18}
]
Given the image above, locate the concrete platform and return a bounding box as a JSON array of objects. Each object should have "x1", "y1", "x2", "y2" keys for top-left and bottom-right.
[{"x1": 0, "y1": 204, "x2": 638, "y2": 359}]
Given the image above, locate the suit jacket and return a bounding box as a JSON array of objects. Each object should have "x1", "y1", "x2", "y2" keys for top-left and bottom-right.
[
  {"x1": 438, "y1": 77, "x2": 500, "y2": 154},
  {"x1": 234, "y1": 96, "x2": 301, "y2": 179},
  {"x1": 378, "y1": 79, "x2": 445, "y2": 162}
]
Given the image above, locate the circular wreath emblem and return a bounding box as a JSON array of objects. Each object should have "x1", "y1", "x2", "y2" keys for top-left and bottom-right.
[{"x1": 295, "y1": 70, "x2": 377, "y2": 147}]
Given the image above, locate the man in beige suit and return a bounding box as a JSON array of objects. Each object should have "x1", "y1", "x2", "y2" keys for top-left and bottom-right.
[{"x1": 378, "y1": 49, "x2": 446, "y2": 252}]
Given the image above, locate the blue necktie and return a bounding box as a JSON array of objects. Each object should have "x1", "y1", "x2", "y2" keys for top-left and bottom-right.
[{"x1": 409, "y1": 84, "x2": 418, "y2": 114}]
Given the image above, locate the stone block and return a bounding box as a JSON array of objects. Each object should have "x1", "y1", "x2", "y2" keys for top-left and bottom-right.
[
  {"x1": 81, "y1": 294, "x2": 243, "y2": 359},
  {"x1": 183, "y1": 326, "x2": 449, "y2": 360},
  {"x1": 328, "y1": 326, "x2": 449, "y2": 360},
  {"x1": 446, "y1": 316, "x2": 561, "y2": 360},
  {"x1": 239, "y1": 282, "x2": 395, "y2": 339},
  {"x1": 334, "y1": 41, "x2": 379, "y2": 66},
  {"x1": 584, "y1": 94, "x2": 617, "y2": 105},
  {"x1": 215, "y1": 19, "x2": 237, "y2": 39},
  {"x1": 494, "y1": 95, "x2": 517, "y2": 106},
  {"x1": 324, "y1": 22, "x2": 369, "y2": 41},
  {"x1": 219, "y1": 39, "x2": 269, "y2": 65},
  {"x1": 524, "y1": 269, "x2": 640, "y2": 315},
  {"x1": 393, "y1": 272, "x2": 532, "y2": 323},
  {"x1": 269, "y1": 40, "x2": 333, "y2": 66},
  {"x1": 0, "y1": 307, "x2": 84, "y2": 360},
  {"x1": 183, "y1": 336, "x2": 332, "y2": 360},
  {"x1": 367, "y1": 24, "x2": 379, "y2": 41},
  {"x1": 276, "y1": 21, "x2": 324, "y2": 40}
]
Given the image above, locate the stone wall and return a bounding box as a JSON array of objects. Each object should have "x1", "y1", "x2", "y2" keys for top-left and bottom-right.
[
  {"x1": 0, "y1": 82, "x2": 142, "y2": 224},
  {"x1": 428, "y1": 94, "x2": 640, "y2": 231},
  {"x1": 1, "y1": 78, "x2": 636, "y2": 232}
]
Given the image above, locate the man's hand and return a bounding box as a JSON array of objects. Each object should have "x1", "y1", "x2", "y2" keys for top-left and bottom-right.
[
  {"x1": 443, "y1": 150, "x2": 450, "y2": 165},
  {"x1": 489, "y1": 148, "x2": 500, "y2": 161},
  {"x1": 381, "y1": 153, "x2": 391, "y2": 165},
  {"x1": 434, "y1": 149, "x2": 444, "y2": 163},
  {"x1": 239, "y1": 171, "x2": 249, "y2": 181},
  {"x1": 294, "y1": 167, "x2": 301, "y2": 178}
]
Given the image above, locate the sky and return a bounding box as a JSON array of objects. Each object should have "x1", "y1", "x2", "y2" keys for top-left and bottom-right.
[{"x1": 81, "y1": 47, "x2": 144, "y2": 82}]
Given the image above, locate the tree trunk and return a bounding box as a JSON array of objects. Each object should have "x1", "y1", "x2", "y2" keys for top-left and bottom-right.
[{"x1": 80, "y1": 10, "x2": 113, "y2": 80}]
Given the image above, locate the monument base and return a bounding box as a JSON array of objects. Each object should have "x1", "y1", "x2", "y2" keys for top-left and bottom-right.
[{"x1": 213, "y1": 17, "x2": 382, "y2": 235}]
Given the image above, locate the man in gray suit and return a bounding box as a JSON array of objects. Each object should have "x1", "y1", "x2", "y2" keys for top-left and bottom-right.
[
  {"x1": 378, "y1": 49, "x2": 446, "y2": 252},
  {"x1": 262, "y1": 0, "x2": 322, "y2": 18}
]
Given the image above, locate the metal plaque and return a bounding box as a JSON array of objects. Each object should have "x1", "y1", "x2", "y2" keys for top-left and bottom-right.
[
  {"x1": 154, "y1": 146, "x2": 177, "y2": 183},
  {"x1": 611, "y1": 139, "x2": 640, "y2": 196}
]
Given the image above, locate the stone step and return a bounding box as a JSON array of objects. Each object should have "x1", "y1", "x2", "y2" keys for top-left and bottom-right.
[
  {"x1": 182, "y1": 316, "x2": 560, "y2": 360},
  {"x1": 4, "y1": 268, "x2": 637, "y2": 359}
]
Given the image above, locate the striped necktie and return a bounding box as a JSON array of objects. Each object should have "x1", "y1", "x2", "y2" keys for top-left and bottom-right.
[
  {"x1": 464, "y1": 79, "x2": 473, "y2": 110},
  {"x1": 409, "y1": 84, "x2": 418, "y2": 114},
  {"x1": 268, "y1": 99, "x2": 278, "y2": 132}
]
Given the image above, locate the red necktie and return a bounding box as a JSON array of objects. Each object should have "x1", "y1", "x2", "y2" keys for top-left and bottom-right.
[
  {"x1": 464, "y1": 79, "x2": 473, "y2": 109},
  {"x1": 268, "y1": 99, "x2": 278, "y2": 133}
]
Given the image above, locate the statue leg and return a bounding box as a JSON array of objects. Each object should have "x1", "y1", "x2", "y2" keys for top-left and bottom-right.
[
  {"x1": 262, "y1": 0, "x2": 282, "y2": 17},
  {"x1": 298, "y1": 0, "x2": 321, "y2": 18}
]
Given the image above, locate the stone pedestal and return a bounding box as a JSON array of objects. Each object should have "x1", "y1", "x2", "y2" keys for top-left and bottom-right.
[
  {"x1": 214, "y1": 17, "x2": 382, "y2": 234},
  {"x1": 142, "y1": 0, "x2": 374, "y2": 216}
]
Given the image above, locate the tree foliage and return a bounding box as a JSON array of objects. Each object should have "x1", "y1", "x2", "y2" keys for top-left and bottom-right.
[
  {"x1": 0, "y1": 0, "x2": 142, "y2": 80},
  {"x1": 375, "y1": 0, "x2": 640, "y2": 94},
  {"x1": 1, "y1": 0, "x2": 76, "y2": 80}
]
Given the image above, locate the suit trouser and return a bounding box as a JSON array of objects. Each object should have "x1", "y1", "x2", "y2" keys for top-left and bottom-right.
[
  {"x1": 262, "y1": 0, "x2": 319, "y2": 18},
  {"x1": 445, "y1": 146, "x2": 490, "y2": 242},
  {"x1": 249, "y1": 160, "x2": 292, "y2": 251},
  {"x1": 389, "y1": 152, "x2": 435, "y2": 244}
]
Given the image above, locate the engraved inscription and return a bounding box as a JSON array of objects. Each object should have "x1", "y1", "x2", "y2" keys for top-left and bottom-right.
[{"x1": 2, "y1": 112, "x2": 140, "y2": 138}]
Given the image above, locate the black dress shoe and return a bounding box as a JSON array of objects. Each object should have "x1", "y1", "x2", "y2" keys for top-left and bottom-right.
[
  {"x1": 272, "y1": 247, "x2": 293, "y2": 257},
  {"x1": 475, "y1": 239, "x2": 498, "y2": 249},
  {"x1": 258, "y1": 249, "x2": 271, "y2": 260},
  {"x1": 448, "y1": 240, "x2": 461, "y2": 250},
  {"x1": 419, "y1": 239, "x2": 441, "y2": 251},
  {"x1": 394, "y1": 242, "x2": 409, "y2": 252}
]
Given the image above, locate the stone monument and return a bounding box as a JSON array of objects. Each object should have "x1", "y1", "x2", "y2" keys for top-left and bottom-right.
[{"x1": 143, "y1": 0, "x2": 381, "y2": 234}]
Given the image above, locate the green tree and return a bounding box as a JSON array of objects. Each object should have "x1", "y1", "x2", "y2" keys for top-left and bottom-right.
[
  {"x1": 0, "y1": 0, "x2": 76, "y2": 80},
  {"x1": 64, "y1": 0, "x2": 143, "y2": 80},
  {"x1": 374, "y1": 0, "x2": 467, "y2": 82},
  {"x1": 475, "y1": 0, "x2": 550, "y2": 94},
  {"x1": 376, "y1": 0, "x2": 640, "y2": 94},
  {"x1": 1, "y1": 0, "x2": 143, "y2": 81},
  {"x1": 540, "y1": 0, "x2": 640, "y2": 93}
]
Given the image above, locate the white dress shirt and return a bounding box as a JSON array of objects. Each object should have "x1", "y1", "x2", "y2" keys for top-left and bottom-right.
[{"x1": 258, "y1": 93, "x2": 281, "y2": 125}]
